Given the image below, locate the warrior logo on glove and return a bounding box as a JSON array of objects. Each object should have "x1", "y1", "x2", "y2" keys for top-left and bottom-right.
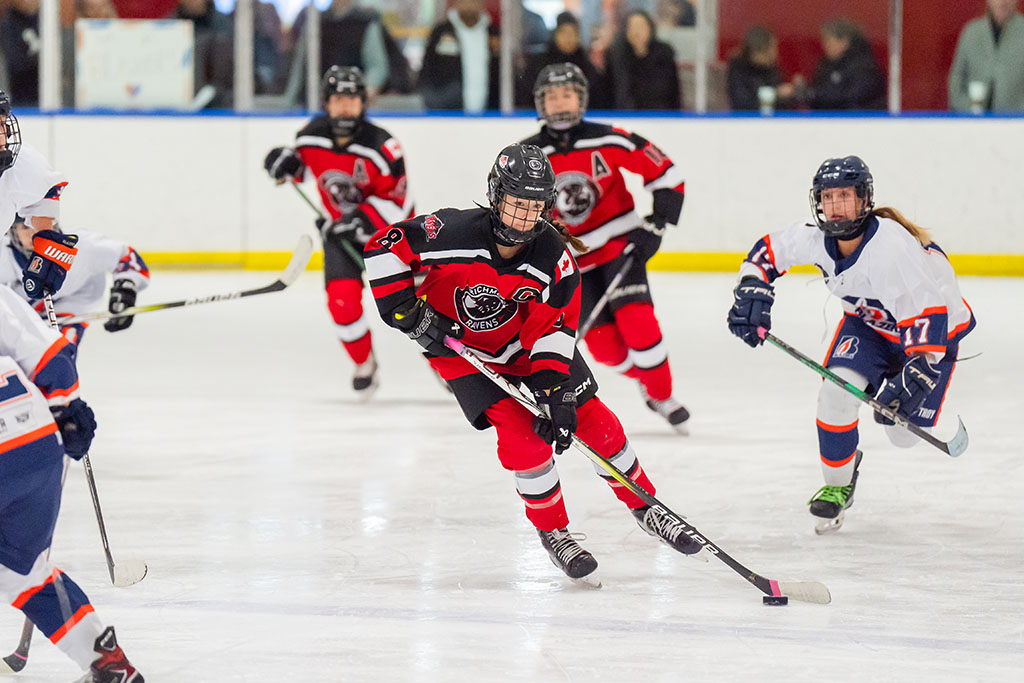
[{"x1": 454, "y1": 285, "x2": 518, "y2": 332}]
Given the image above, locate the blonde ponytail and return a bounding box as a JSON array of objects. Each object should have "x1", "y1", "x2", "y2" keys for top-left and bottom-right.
[{"x1": 874, "y1": 206, "x2": 932, "y2": 247}]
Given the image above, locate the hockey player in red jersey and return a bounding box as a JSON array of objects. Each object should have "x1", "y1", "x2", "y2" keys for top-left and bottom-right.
[
  {"x1": 365, "y1": 143, "x2": 701, "y2": 583},
  {"x1": 520, "y1": 63, "x2": 690, "y2": 432},
  {"x1": 264, "y1": 66, "x2": 413, "y2": 398}
]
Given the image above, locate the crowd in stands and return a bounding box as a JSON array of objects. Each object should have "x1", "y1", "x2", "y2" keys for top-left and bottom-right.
[{"x1": 0, "y1": 0, "x2": 1021, "y2": 113}]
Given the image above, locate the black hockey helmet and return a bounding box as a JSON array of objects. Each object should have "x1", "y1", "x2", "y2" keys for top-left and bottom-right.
[
  {"x1": 809, "y1": 155, "x2": 874, "y2": 239},
  {"x1": 321, "y1": 66, "x2": 366, "y2": 139},
  {"x1": 533, "y1": 63, "x2": 589, "y2": 130},
  {"x1": 0, "y1": 90, "x2": 22, "y2": 176},
  {"x1": 487, "y1": 143, "x2": 556, "y2": 246}
]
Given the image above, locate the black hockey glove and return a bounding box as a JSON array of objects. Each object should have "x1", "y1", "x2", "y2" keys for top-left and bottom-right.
[
  {"x1": 316, "y1": 209, "x2": 374, "y2": 245},
  {"x1": 532, "y1": 383, "x2": 578, "y2": 455},
  {"x1": 263, "y1": 146, "x2": 304, "y2": 182},
  {"x1": 51, "y1": 398, "x2": 97, "y2": 460},
  {"x1": 392, "y1": 298, "x2": 464, "y2": 357},
  {"x1": 104, "y1": 280, "x2": 137, "y2": 332},
  {"x1": 727, "y1": 277, "x2": 774, "y2": 347},
  {"x1": 627, "y1": 215, "x2": 667, "y2": 262},
  {"x1": 874, "y1": 355, "x2": 940, "y2": 424}
]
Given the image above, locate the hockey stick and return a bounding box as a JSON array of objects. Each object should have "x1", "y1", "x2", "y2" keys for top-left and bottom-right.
[
  {"x1": 577, "y1": 242, "x2": 635, "y2": 340},
  {"x1": 43, "y1": 294, "x2": 149, "y2": 588},
  {"x1": 760, "y1": 329, "x2": 969, "y2": 458},
  {"x1": 0, "y1": 460, "x2": 69, "y2": 673},
  {"x1": 60, "y1": 235, "x2": 314, "y2": 326},
  {"x1": 444, "y1": 337, "x2": 831, "y2": 605},
  {"x1": 290, "y1": 183, "x2": 366, "y2": 266}
]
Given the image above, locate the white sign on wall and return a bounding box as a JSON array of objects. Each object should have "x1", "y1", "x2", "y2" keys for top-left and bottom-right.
[{"x1": 75, "y1": 19, "x2": 194, "y2": 110}]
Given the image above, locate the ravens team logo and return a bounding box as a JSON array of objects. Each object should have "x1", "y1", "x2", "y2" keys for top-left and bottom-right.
[
  {"x1": 454, "y1": 285, "x2": 518, "y2": 332},
  {"x1": 554, "y1": 171, "x2": 600, "y2": 226}
]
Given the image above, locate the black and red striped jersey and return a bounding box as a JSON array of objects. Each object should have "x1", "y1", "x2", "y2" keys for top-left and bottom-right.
[
  {"x1": 520, "y1": 121, "x2": 685, "y2": 271},
  {"x1": 294, "y1": 115, "x2": 414, "y2": 233},
  {"x1": 366, "y1": 207, "x2": 581, "y2": 385}
]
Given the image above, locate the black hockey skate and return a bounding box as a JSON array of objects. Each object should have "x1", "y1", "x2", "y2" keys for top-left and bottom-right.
[
  {"x1": 808, "y1": 450, "x2": 863, "y2": 535},
  {"x1": 537, "y1": 528, "x2": 600, "y2": 587},
  {"x1": 632, "y1": 505, "x2": 705, "y2": 559},
  {"x1": 352, "y1": 353, "x2": 378, "y2": 399},
  {"x1": 75, "y1": 627, "x2": 144, "y2": 683},
  {"x1": 639, "y1": 386, "x2": 690, "y2": 434}
]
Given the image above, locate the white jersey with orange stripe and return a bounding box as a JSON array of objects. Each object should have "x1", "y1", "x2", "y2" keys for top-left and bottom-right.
[
  {"x1": 0, "y1": 142, "x2": 67, "y2": 232},
  {"x1": 0, "y1": 228, "x2": 150, "y2": 317},
  {"x1": 0, "y1": 288, "x2": 62, "y2": 453},
  {"x1": 739, "y1": 215, "x2": 974, "y2": 363}
]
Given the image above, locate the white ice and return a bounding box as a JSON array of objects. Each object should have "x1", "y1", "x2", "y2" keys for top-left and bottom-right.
[{"x1": 1, "y1": 270, "x2": 1021, "y2": 682}]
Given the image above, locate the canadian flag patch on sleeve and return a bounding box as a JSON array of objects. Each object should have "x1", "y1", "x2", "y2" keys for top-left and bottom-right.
[{"x1": 556, "y1": 251, "x2": 575, "y2": 281}]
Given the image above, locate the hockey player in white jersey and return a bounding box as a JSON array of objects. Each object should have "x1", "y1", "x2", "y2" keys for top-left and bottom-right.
[
  {"x1": 0, "y1": 90, "x2": 149, "y2": 344},
  {"x1": 1, "y1": 215, "x2": 150, "y2": 344},
  {"x1": 0, "y1": 268, "x2": 144, "y2": 680},
  {"x1": 727, "y1": 156, "x2": 975, "y2": 533}
]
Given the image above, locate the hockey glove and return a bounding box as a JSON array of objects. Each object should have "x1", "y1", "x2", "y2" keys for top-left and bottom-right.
[
  {"x1": 727, "y1": 277, "x2": 774, "y2": 347},
  {"x1": 316, "y1": 209, "x2": 374, "y2": 245},
  {"x1": 532, "y1": 383, "x2": 578, "y2": 455},
  {"x1": 22, "y1": 230, "x2": 78, "y2": 300},
  {"x1": 628, "y1": 215, "x2": 667, "y2": 262},
  {"x1": 103, "y1": 280, "x2": 138, "y2": 332},
  {"x1": 52, "y1": 398, "x2": 97, "y2": 460},
  {"x1": 264, "y1": 146, "x2": 305, "y2": 182},
  {"x1": 874, "y1": 355, "x2": 941, "y2": 424},
  {"x1": 392, "y1": 298, "x2": 464, "y2": 357}
]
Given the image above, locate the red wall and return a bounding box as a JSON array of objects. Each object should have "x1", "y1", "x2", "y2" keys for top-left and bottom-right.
[{"x1": 717, "y1": 0, "x2": 990, "y2": 110}]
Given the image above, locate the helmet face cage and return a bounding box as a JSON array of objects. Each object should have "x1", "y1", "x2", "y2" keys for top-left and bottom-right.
[
  {"x1": 487, "y1": 145, "x2": 556, "y2": 245},
  {"x1": 0, "y1": 92, "x2": 22, "y2": 174},
  {"x1": 533, "y1": 64, "x2": 589, "y2": 130},
  {"x1": 809, "y1": 156, "x2": 875, "y2": 239},
  {"x1": 321, "y1": 66, "x2": 366, "y2": 138}
]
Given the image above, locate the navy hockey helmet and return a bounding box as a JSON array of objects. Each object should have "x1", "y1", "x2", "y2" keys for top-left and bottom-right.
[
  {"x1": 809, "y1": 155, "x2": 875, "y2": 239},
  {"x1": 0, "y1": 90, "x2": 22, "y2": 176},
  {"x1": 533, "y1": 63, "x2": 589, "y2": 130},
  {"x1": 321, "y1": 66, "x2": 366, "y2": 139},
  {"x1": 487, "y1": 144, "x2": 556, "y2": 246}
]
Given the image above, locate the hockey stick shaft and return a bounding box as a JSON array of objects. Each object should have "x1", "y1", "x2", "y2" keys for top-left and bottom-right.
[
  {"x1": 290, "y1": 183, "x2": 366, "y2": 266},
  {"x1": 444, "y1": 337, "x2": 830, "y2": 604},
  {"x1": 60, "y1": 235, "x2": 314, "y2": 326},
  {"x1": 760, "y1": 330, "x2": 968, "y2": 458},
  {"x1": 577, "y1": 242, "x2": 635, "y2": 340},
  {"x1": 42, "y1": 296, "x2": 147, "y2": 588}
]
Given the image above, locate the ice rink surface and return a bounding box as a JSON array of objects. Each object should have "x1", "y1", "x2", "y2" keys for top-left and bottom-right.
[{"x1": 1, "y1": 269, "x2": 1020, "y2": 682}]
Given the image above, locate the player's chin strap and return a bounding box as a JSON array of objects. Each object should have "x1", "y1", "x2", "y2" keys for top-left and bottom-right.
[
  {"x1": 758, "y1": 328, "x2": 969, "y2": 457},
  {"x1": 443, "y1": 335, "x2": 831, "y2": 605}
]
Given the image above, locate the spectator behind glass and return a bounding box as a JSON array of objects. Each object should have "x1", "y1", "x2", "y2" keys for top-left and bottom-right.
[
  {"x1": 419, "y1": 0, "x2": 500, "y2": 112},
  {"x1": 172, "y1": 0, "x2": 234, "y2": 108},
  {"x1": 607, "y1": 9, "x2": 681, "y2": 110},
  {"x1": 286, "y1": 0, "x2": 414, "y2": 106},
  {"x1": 518, "y1": 12, "x2": 610, "y2": 109},
  {"x1": 726, "y1": 26, "x2": 800, "y2": 111},
  {"x1": 655, "y1": 0, "x2": 695, "y2": 28},
  {"x1": 809, "y1": 19, "x2": 885, "y2": 110},
  {"x1": 948, "y1": 0, "x2": 1024, "y2": 112},
  {"x1": 521, "y1": 3, "x2": 549, "y2": 55},
  {"x1": 1, "y1": 0, "x2": 40, "y2": 106}
]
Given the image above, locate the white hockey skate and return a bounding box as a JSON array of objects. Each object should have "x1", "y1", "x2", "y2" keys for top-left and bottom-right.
[{"x1": 352, "y1": 353, "x2": 379, "y2": 401}]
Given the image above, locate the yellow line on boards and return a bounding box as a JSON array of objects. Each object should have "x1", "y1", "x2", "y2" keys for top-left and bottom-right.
[{"x1": 142, "y1": 251, "x2": 1024, "y2": 277}]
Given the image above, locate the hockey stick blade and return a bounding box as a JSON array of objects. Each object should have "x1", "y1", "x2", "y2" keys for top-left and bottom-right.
[
  {"x1": 761, "y1": 330, "x2": 969, "y2": 458},
  {"x1": 446, "y1": 337, "x2": 831, "y2": 604},
  {"x1": 112, "y1": 558, "x2": 148, "y2": 587},
  {"x1": 61, "y1": 235, "x2": 315, "y2": 326}
]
